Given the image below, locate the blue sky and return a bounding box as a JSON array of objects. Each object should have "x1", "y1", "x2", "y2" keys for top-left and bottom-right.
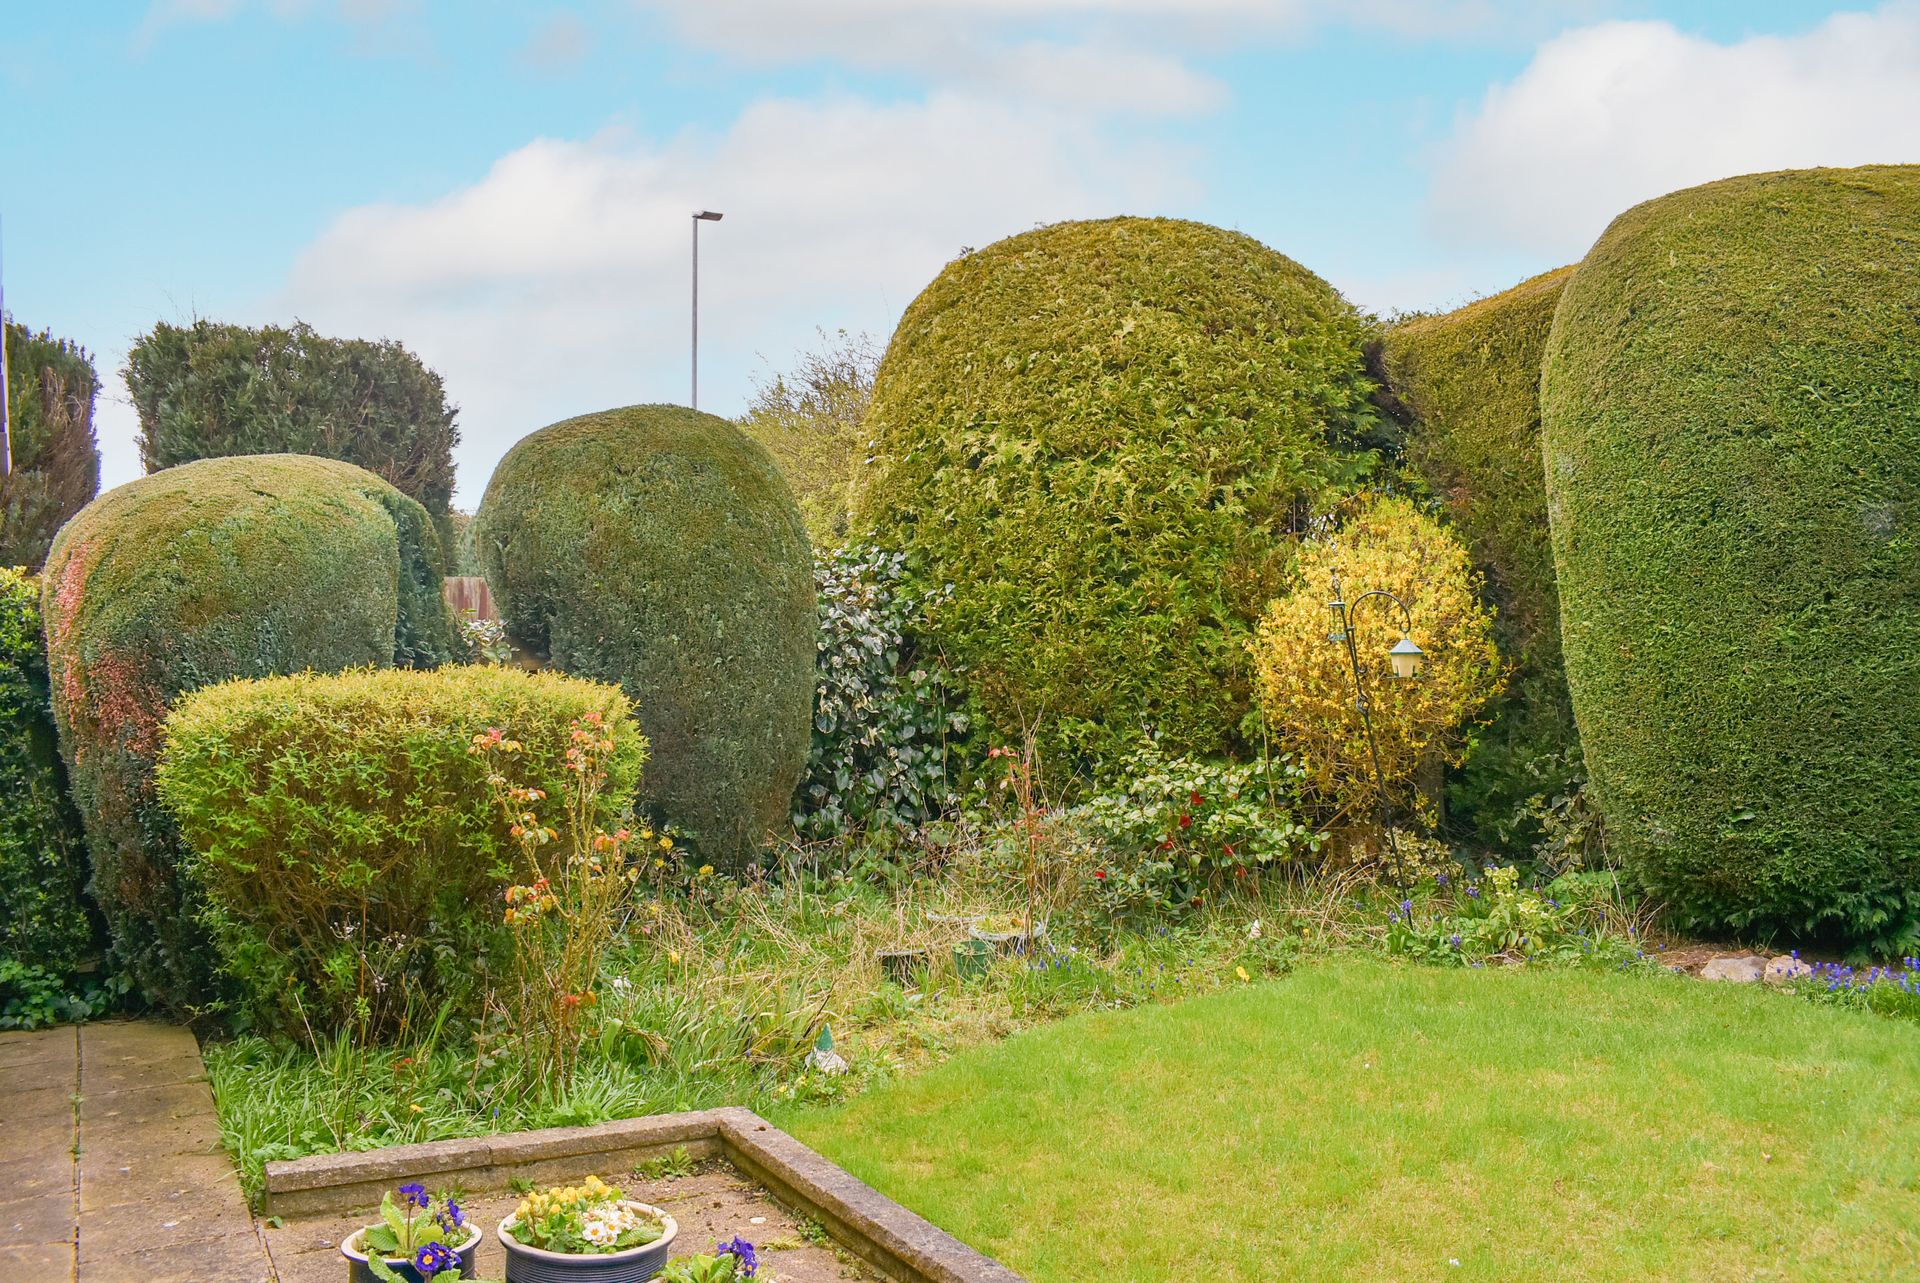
[{"x1": 4, "y1": 1, "x2": 1916, "y2": 504}]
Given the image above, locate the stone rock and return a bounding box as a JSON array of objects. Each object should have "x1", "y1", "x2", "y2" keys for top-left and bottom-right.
[
  {"x1": 1699, "y1": 954, "x2": 1768, "y2": 982},
  {"x1": 1764, "y1": 955, "x2": 1814, "y2": 984}
]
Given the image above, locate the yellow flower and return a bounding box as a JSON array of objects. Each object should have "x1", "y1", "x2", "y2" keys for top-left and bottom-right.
[
  {"x1": 659, "y1": 836, "x2": 673, "y2": 851},
  {"x1": 698, "y1": 865, "x2": 714, "y2": 878},
  {"x1": 1235, "y1": 966, "x2": 1250, "y2": 982},
  {"x1": 669, "y1": 949, "x2": 680, "y2": 964}
]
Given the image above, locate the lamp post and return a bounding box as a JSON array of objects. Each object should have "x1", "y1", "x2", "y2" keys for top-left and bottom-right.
[
  {"x1": 690, "y1": 209, "x2": 723, "y2": 411},
  {"x1": 1327, "y1": 568, "x2": 1425, "y2": 897}
]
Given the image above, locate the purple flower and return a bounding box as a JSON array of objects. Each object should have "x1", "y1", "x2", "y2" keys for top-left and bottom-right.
[
  {"x1": 717, "y1": 1236, "x2": 758, "y2": 1277},
  {"x1": 1449, "y1": 934, "x2": 1462, "y2": 949},
  {"x1": 398, "y1": 1183, "x2": 429, "y2": 1210},
  {"x1": 1435, "y1": 871, "x2": 1450, "y2": 888},
  {"x1": 414, "y1": 1242, "x2": 455, "y2": 1275},
  {"x1": 1465, "y1": 886, "x2": 1480, "y2": 899},
  {"x1": 434, "y1": 1198, "x2": 466, "y2": 1234}
]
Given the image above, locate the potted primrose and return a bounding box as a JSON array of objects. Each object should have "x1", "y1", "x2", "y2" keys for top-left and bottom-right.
[
  {"x1": 341, "y1": 1184, "x2": 483, "y2": 1282},
  {"x1": 498, "y1": 1174, "x2": 677, "y2": 1282}
]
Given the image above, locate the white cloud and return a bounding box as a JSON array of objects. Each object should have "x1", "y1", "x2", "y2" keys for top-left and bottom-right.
[
  {"x1": 520, "y1": 12, "x2": 592, "y2": 72},
  {"x1": 276, "y1": 92, "x2": 1195, "y2": 505},
  {"x1": 1428, "y1": 5, "x2": 1920, "y2": 257},
  {"x1": 628, "y1": 0, "x2": 1600, "y2": 119}
]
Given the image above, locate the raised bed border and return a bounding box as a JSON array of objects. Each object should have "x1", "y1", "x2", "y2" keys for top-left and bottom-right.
[{"x1": 262, "y1": 1106, "x2": 1024, "y2": 1283}]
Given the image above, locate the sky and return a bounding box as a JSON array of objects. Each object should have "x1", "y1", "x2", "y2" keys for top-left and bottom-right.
[{"x1": 4, "y1": 1, "x2": 1918, "y2": 506}]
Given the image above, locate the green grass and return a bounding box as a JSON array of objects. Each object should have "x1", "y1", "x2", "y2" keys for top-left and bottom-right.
[{"x1": 784, "y1": 956, "x2": 1920, "y2": 1282}]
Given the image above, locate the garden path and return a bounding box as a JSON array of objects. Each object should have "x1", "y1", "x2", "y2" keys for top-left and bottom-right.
[{"x1": 0, "y1": 1020, "x2": 271, "y2": 1283}]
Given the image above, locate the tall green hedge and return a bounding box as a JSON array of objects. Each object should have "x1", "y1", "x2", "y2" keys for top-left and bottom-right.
[
  {"x1": 3, "y1": 322, "x2": 101, "y2": 571},
  {"x1": 475, "y1": 405, "x2": 815, "y2": 869},
  {"x1": 852, "y1": 217, "x2": 1381, "y2": 763},
  {"x1": 0, "y1": 568, "x2": 92, "y2": 976},
  {"x1": 125, "y1": 320, "x2": 459, "y2": 521},
  {"x1": 1542, "y1": 165, "x2": 1920, "y2": 947},
  {"x1": 159, "y1": 666, "x2": 642, "y2": 1040},
  {"x1": 41, "y1": 454, "x2": 458, "y2": 1008},
  {"x1": 1378, "y1": 267, "x2": 1579, "y2": 846}
]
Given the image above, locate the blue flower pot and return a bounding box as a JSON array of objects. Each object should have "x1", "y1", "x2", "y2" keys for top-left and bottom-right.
[
  {"x1": 498, "y1": 1205, "x2": 678, "y2": 1283},
  {"x1": 341, "y1": 1223, "x2": 482, "y2": 1282}
]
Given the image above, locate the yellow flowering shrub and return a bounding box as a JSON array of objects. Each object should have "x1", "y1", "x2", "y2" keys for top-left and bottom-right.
[{"x1": 1250, "y1": 495, "x2": 1502, "y2": 854}]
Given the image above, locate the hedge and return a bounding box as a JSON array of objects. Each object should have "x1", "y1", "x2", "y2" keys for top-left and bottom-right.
[
  {"x1": 158, "y1": 666, "x2": 642, "y2": 1039},
  {"x1": 125, "y1": 319, "x2": 459, "y2": 520},
  {"x1": 2, "y1": 322, "x2": 101, "y2": 571},
  {"x1": 851, "y1": 216, "x2": 1381, "y2": 764},
  {"x1": 1377, "y1": 267, "x2": 1580, "y2": 847},
  {"x1": 41, "y1": 454, "x2": 459, "y2": 1008},
  {"x1": 475, "y1": 404, "x2": 815, "y2": 869},
  {"x1": 1541, "y1": 165, "x2": 1920, "y2": 947},
  {"x1": 0, "y1": 568, "x2": 92, "y2": 976}
]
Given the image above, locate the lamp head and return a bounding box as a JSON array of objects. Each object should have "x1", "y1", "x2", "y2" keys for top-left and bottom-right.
[{"x1": 693, "y1": 209, "x2": 724, "y2": 221}]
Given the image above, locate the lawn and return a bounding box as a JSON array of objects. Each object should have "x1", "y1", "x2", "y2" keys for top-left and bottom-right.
[{"x1": 783, "y1": 956, "x2": 1920, "y2": 1282}]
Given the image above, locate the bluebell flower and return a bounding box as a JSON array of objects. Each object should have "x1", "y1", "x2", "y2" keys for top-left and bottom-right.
[
  {"x1": 414, "y1": 1242, "x2": 455, "y2": 1275},
  {"x1": 1448, "y1": 934, "x2": 1461, "y2": 949},
  {"x1": 1435, "y1": 871, "x2": 1450, "y2": 888},
  {"x1": 1465, "y1": 886, "x2": 1480, "y2": 900},
  {"x1": 1399, "y1": 899, "x2": 1412, "y2": 917}
]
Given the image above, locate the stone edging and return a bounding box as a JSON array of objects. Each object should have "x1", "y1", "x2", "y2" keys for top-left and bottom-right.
[{"x1": 263, "y1": 1106, "x2": 1026, "y2": 1283}]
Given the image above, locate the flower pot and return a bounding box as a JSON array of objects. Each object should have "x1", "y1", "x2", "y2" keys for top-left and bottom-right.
[
  {"x1": 953, "y1": 937, "x2": 992, "y2": 979},
  {"x1": 341, "y1": 1223, "x2": 483, "y2": 1283},
  {"x1": 498, "y1": 1202, "x2": 677, "y2": 1283},
  {"x1": 874, "y1": 946, "x2": 929, "y2": 986}
]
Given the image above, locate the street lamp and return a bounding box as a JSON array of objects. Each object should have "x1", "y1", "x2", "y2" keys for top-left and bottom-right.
[
  {"x1": 1327, "y1": 568, "x2": 1425, "y2": 896},
  {"x1": 690, "y1": 209, "x2": 723, "y2": 411}
]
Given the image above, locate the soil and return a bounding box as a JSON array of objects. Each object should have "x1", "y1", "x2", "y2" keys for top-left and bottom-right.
[{"x1": 261, "y1": 1158, "x2": 878, "y2": 1282}]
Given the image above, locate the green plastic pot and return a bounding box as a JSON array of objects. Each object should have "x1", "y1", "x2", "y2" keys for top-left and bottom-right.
[{"x1": 954, "y1": 938, "x2": 992, "y2": 980}]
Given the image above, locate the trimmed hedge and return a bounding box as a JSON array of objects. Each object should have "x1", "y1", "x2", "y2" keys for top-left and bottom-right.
[
  {"x1": 125, "y1": 320, "x2": 459, "y2": 520},
  {"x1": 158, "y1": 666, "x2": 642, "y2": 1039},
  {"x1": 852, "y1": 217, "x2": 1381, "y2": 763},
  {"x1": 2, "y1": 322, "x2": 101, "y2": 571},
  {"x1": 0, "y1": 568, "x2": 92, "y2": 976},
  {"x1": 476, "y1": 405, "x2": 815, "y2": 869},
  {"x1": 41, "y1": 454, "x2": 459, "y2": 1008},
  {"x1": 1541, "y1": 165, "x2": 1920, "y2": 947},
  {"x1": 1377, "y1": 267, "x2": 1580, "y2": 847}
]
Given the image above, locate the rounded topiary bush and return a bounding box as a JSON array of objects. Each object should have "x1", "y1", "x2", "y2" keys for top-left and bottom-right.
[
  {"x1": 475, "y1": 404, "x2": 815, "y2": 869},
  {"x1": 852, "y1": 216, "x2": 1380, "y2": 763},
  {"x1": 1378, "y1": 267, "x2": 1581, "y2": 849},
  {"x1": 159, "y1": 666, "x2": 641, "y2": 1040},
  {"x1": 41, "y1": 454, "x2": 459, "y2": 1007},
  {"x1": 1542, "y1": 165, "x2": 1920, "y2": 947}
]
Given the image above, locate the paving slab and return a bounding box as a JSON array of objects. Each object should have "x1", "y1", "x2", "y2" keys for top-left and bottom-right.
[{"x1": 0, "y1": 1020, "x2": 271, "y2": 1283}]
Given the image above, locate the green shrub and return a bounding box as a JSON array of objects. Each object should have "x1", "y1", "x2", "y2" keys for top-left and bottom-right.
[
  {"x1": 795, "y1": 543, "x2": 969, "y2": 842},
  {"x1": 852, "y1": 217, "x2": 1382, "y2": 764},
  {"x1": 2, "y1": 322, "x2": 101, "y2": 570},
  {"x1": 1541, "y1": 165, "x2": 1920, "y2": 948},
  {"x1": 41, "y1": 454, "x2": 459, "y2": 1009},
  {"x1": 158, "y1": 666, "x2": 642, "y2": 1040},
  {"x1": 738, "y1": 329, "x2": 877, "y2": 548},
  {"x1": 476, "y1": 405, "x2": 815, "y2": 869},
  {"x1": 1072, "y1": 740, "x2": 1323, "y2": 923},
  {"x1": 0, "y1": 568, "x2": 92, "y2": 978},
  {"x1": 1376, "y1": 269, "x2": 1581, "y2": 850},
  {"x1": 125, "y1": 320, "x2": 459, "y2": 520}
]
